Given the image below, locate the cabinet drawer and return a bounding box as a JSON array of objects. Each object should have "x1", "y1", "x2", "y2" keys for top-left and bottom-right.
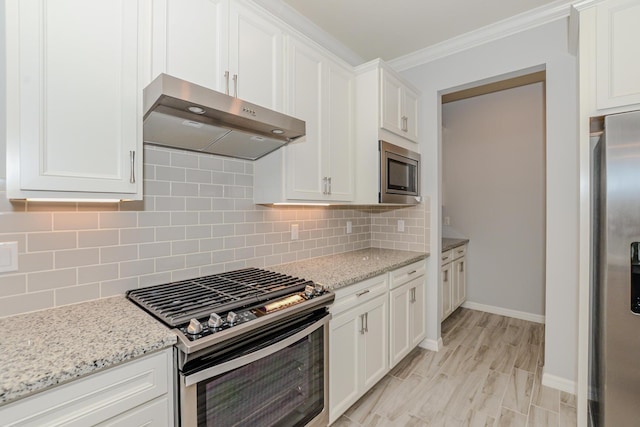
[
  {"x1": 389, "y1": 260, "x2": 425, "y2": 289},
  {"x1": 441, "y1": 249, "x2": 453, "y2": 265},
  {"x1": 1, "y1": 350, "x2": 171, "y2": 427},
  {"x1": 330, "y1": 274, "x2": 388, "y2": 316},
  {"x1": 452, "y1": 245, "x2": 467, "y2": 260}
]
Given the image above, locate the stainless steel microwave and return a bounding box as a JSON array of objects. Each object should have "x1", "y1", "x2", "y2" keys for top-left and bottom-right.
[{"x1": 379, "y1": 140, "x2": 421, "y2": 204}]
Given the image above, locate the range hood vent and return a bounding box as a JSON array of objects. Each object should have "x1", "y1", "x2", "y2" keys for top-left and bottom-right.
[{"x1": 143, "y1": 74, "x2": 305, "y2": 160}]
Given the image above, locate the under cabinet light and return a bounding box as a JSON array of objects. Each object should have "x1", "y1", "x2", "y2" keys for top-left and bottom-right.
[
  {"x1": 271, "y1": 202, "x2": 331, "y2": 206},
  {"x1": 25, "y1": 198, "x2": 121, "y2": 203}
]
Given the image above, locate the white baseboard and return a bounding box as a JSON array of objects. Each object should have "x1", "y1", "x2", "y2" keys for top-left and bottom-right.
[
  {"x1": 542, "y1": 372, "x2": 577, "y2": 395},
  {"x1": 461, "y1": 301, "x2": 545, "y2": 324},
  {"x1": 419, "y1": 337, "x2": 443, "y2": 352}
]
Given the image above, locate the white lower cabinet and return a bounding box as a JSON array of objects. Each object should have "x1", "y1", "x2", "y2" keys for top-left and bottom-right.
[
  {"x1": 0, "y1": 349, "x2": 174, "y2": 427},
  {"x1": 329, "y1": 260, "x2": 427, "y2": 423},
  {"x1": 329, "y1": 275, "x2": 388, "y2": 424},
  {"x1": 389, "y1": 261, "x2": 426, "y2": 367},
  {"x1": 441, "y1": 244, "x2": 467, "y2": 321}
]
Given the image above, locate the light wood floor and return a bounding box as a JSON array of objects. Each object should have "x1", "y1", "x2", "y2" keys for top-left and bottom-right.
[{"x1": 333, "y1": 308, "x2": 577, "y2": 427}]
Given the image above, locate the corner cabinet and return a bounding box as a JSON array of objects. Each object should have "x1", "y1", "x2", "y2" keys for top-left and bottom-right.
[
  {"x1": 253, "y1": 36, "x2": 355, "y2": 204},
  {"x1": 441, "y1": 244, "x2": 467, "y2": 321},
  {"x1": 5, "y1": 0, "x2": 149, "y2": 200},
  {"x1": 0, "y1": 349, "x2": 174, "y2": 426},
  {"x1": 329, "y1": 275, "x2": 388, "y2": 424},
  {"x1": 595, "y1": 0, "x2": 640, "y2": 110},
  {"x1": 389, "y1": 261, "x2": 426, "y2": 367}
]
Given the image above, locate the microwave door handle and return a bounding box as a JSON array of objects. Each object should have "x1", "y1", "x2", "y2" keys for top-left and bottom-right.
[{"x1": 182, "y1": 315, "x2": 328, "y2": 387}]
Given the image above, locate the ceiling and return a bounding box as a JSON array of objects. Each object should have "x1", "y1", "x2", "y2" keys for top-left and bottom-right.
[{"x1": 281, "y1": 0, "x2": 575, "y2": 62}]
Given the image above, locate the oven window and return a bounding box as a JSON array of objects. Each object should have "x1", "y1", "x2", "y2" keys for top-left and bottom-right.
[
  {"x1": 196, "y1": 327, "x2": 324, "y2": 427},
  {"x1": 388, "y1": 157, "x2": 417, "y2": 193}
]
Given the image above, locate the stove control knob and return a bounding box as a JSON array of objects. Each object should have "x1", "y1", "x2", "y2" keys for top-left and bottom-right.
[
  {"x1": 304, "y1": 284, "x2": 315, "y2": 298},
  {"x1": 186, "y1": 318, "x2": 203, "y2": 335},
  {"x1": 314, "y1": 283, "x2": 325, "y2": 295},
  {"x1": 208, "y1": 313, "x2": 223, "y2": 329},
  {"x1": 226, "y1": 311, "x2": 238, "y2": 326}
]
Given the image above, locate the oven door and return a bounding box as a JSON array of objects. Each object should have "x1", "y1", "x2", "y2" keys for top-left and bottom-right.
[{"x1": 179, "y1": 311, "x2": 329, "y2": 427}]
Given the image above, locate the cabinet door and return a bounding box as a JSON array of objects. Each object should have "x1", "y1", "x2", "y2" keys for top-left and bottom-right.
[
  {"x1": 410, "y1": 278, "x2": 426, "y2": 347},
  {"x1": 285, "y1": 38, "x2": 324, "y2": 200},
  {"x1": 596, "y1": 0, "x2": 640, "y2": 109},
  {"x1": 154, "y1": 0, "x2": 227, "y2": 92},
  {"x1": 441, "y1": 263, "x2": 453, "y2": 320},
  {"x1": 389, "y1": 283, "x2": 411, "y2": 367},
  {"x1": 453, "y1": 256, "x2": 467, "y2": 308},
  {"x1": 380, "y1": 69, "x2": 404, "y2": 136},
  {"x1": 324, "y1": 60, "x2": 355, "y2": 201},
  {"x1": 361, "y1": 295, "x2": 388, "y2": 391},
  {"x1": 329, "y1": 309, "x2": 360, "y2": 424},
  {"x1": 228, "y1": 2, "x2": 283, "y2": 110},
  {"x1": 6, "y1": 0, "x2": 147, "y2": 197},
  {"x1": 97, "y1": 396, "x2": 171, "y2": 427},
  {"x1": 403, "y1": 86, "x2": 420, "y2": 142}
]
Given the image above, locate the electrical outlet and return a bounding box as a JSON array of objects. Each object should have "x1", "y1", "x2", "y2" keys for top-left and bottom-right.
[
  {"x1": 397, "y1": 220, "x2": 405, "y2": 232},
  {"x1": 291, "y1": 224, "x2": 299, "y2": 240},
  {"x1": 444, "y1": 216, "x2": 451, "y2": 226},
  {"x1": 0, "y1": 242, "x2": 18, "y2": 273},
  {"x1": 346, "y1": 221, "x2": 352, "y2": 234}
]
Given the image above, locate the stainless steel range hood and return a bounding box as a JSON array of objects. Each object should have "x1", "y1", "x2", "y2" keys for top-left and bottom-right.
[{"x1": 143, "y1": 74, "x2": 305, "y2": 160}]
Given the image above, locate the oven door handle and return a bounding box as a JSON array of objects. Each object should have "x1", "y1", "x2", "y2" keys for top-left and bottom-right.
[{"x1": 182, "y1": 314, "x2": 329, "y2": 387}]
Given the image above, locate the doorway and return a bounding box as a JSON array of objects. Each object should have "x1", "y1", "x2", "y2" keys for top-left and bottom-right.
[{"x1": 440, "y1": 73, "x2": 547, "y2": 321}]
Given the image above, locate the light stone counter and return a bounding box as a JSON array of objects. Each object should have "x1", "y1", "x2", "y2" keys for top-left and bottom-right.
[
  {"x1": 268, "y1": 248, "x2": 429, "y2": 290},
  {"x1": 0, "y1": 296, "x2": 176, "y2": 406},
  {"x1": 442, "y1": 238, "x2": 469, "y2": 252}
]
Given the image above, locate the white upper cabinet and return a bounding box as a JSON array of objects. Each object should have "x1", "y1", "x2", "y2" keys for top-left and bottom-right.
[
  {"x1": 5, "y1": 0, "x2": 150, "y2": 199},
  {"x1": 381, "y1": 69, "x2": 419, "y2": 142},
  {"x1": 254, "y1": 36, "x2": 354, "y2": 204},
  {"x1": 152, "y1": 0, "x2": 284, "y2": 110},
  {"x1": 595, "y1": 0, "x2": 640, "y2": 110}
]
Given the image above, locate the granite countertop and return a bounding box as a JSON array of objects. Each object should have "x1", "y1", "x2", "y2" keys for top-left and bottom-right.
[
  {"x1": 0, "y1": 296, "x2": 176, "y2": 407},
  {"x1": 442, "y1": 238, "x2": 469, "y2": 252},
  {"x1": 268, "y1": 248, "x2": 429, "y2": 290}
]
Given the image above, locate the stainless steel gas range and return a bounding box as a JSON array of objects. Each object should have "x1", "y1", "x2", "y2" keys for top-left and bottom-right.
[{"x1": 127, "y1": 267, "x2": 334, "y2": 427}]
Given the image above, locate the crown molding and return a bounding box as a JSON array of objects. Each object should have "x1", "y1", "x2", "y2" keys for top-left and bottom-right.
[
  {"x1": 388, "y1": 0, "x2": 577, "y2": 72},
  {"x1": 250, "y1": 0, "x2": 365, "y2": 66}
]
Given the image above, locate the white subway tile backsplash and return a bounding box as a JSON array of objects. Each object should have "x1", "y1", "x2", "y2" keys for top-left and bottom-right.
[
  {"x1": 28, "y1": 231, "x2": 77, "y2": 252},
  {"x1": 0, "y1": 213, "x2": 52, "y2": 233},
  {"x1": 0, "y1": 291, "x2": 53, "y2": 317},
  {"x1": 100, "y1": 244, "x2": 138, "y2": 263},
  {"x1": 100, "y1": 277, "x2": 138, "y2": 297},
  {"x1": 120, "y1": 228, "x2": 155, "y2": 245},
  {"x1": 55, "y1": 248, "x2": 99, "y2": 268},
  {"x1": 18, "y1": 252, "x2": 54, "y2": 273},
  {"x1": 0, "y1": 274, "x2": 26, "y2": 297},
  {"x1": 0, "y1": 145, "x2": 430, "y2": 318},
  {"x1": 120, "y1": 259, "x2": 155, "y2": 278},
  {"x1": 99, "y1": 212, "x2": 137, "y2": 229},
  {"x1": 78, "y1": 263, "x2": 118, "y2": 284},
  {"x1": 28, "y1": 268, "x2": 76, "y2": 292},
  {"x1": 55, "y1": 283, "x2": 100, "y2": 306},
  {"x1": 139, "y1": 242, "x2": 171, "y2": 259},
  {"x1": 78, "y1": 230, "x2": 119, "y2": 248}
]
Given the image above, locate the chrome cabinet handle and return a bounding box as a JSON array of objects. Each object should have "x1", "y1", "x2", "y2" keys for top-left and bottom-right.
[
  {"x1": 224, "y1": 71, "x2": 230, "y2": 95},
  {"x1": 360, "y1": 314, "x2": 366, "y2": 334},
  {"x1": 442, "y1": 256, "x2": 448, "y2": 261},
  {"x1": 232, "y1": 74, "x2": 238, "y2": 97},
  {"x1": 444, "y1": 270, "x2": 448, "y2": 282},
  {"x1": 356, "y1": 289, "x2": 370, "y2": 297},
  {"x1": 328, "y1": 177, "x2": 332, "y2": 194},
  {"x1": 322, "y1": 177, "x2": 327, "y2": 194},
  {"x1": 408, "y1": 270, "x2": 417, "y2": 275},
  {"x1": 364, "y1": 312, "x2": 369, "y2": 333},
  {"x1": 129, "y1": 151, "x2": 135, "y2": 184},
  {"x1": 402, "y1": 116, "x2": 408, "y2": 132},
  {"x1": 410, "y1": 287, "x2": 416, "y2": 303},
  {"x1": 460, "y1": 262, "x2": 464, "y2": 273}
]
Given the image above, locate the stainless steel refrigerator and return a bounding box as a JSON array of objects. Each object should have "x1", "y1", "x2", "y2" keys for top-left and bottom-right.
[{"x1": 590, "y1": 109, "x2": 640, "y2": 426}]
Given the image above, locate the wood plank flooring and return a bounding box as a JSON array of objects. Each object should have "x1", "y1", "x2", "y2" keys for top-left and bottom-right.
[{"x1": 333, "y1": 308, "x2": 577, "y2": 426}]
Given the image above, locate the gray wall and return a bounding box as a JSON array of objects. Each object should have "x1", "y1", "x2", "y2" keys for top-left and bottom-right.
[{"x1": 442, "y1": 82, "x2": 545, "y2": 316}]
